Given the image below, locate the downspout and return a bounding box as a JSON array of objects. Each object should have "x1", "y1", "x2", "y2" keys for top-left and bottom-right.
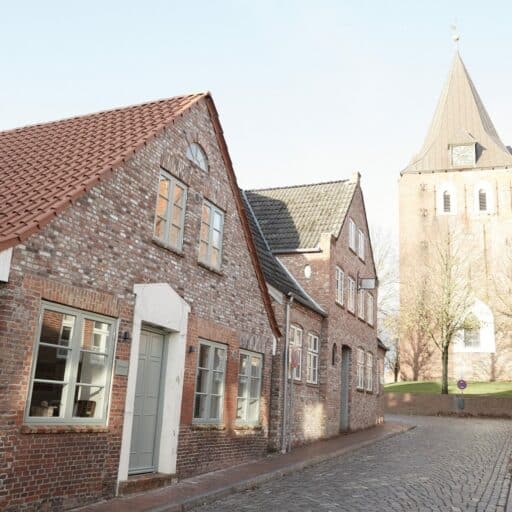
[{"x1": 281, "y1": 293, "x2": 294, "y2": 453}]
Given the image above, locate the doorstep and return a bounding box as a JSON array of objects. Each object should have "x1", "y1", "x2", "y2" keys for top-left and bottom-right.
[
  {"x1": 74, "y1": 421, "x2": 414, "y2": 512},
  {"x1": 119, "y1": 472, "x2": 178, "y2": 496}
]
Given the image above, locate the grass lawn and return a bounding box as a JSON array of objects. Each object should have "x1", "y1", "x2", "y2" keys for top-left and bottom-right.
[{"x1": 384, "y1": 380, "x2": 512, "y2": 397}]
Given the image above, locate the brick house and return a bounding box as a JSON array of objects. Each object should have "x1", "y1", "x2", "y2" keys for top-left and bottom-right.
[
  {"x1": 0, "y1": 93, "x2": 279, "y2": 511},
  {"x1": 244, "y1": 174, "x2": 386, "y2": 450}
]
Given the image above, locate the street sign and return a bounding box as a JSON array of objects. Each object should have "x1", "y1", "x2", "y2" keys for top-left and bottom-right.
[{"x1": 457, "y1": 379, "x2": 467, "y2": 391}]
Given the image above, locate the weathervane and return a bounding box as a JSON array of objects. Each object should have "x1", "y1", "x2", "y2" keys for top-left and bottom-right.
[{"x1": 451, "y1": 24, "x2": 460, "y2": 48}]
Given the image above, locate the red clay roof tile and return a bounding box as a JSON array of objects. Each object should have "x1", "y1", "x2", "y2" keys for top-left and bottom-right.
[{"x1": 0, "y1": 93, "x2": 206, "y2": 250}]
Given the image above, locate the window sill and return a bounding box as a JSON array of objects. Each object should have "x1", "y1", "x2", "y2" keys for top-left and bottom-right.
[
  {"x1": 197, "y1": 260, "x2": 224, "y2": 276},
  {"x1": 21, "y1": 424, "x2": 109, "y2": 435},
  {"x1": 191, "y1": 423, "x2": 226, "y2": 431},
  {"x1": 356, "y1": 387, "x2": 365, "y2": 393},
  {"x1": 335, "y1": 301, "x2": 345, "y2": 309},
  {"x1": 349, "y1": 247, "x2": 357, "y2": 256},
  {"x1": 347, "y1": 309, "x2": 356, "y2": 317},
  {"x1": 233, "y1": 423, "x2": 263, "y2": 431},
  {"x1": 152, "y1": 238, "x2": 185, "y2": 257},
  {"x1": 306, "y1": 381, "x2": 319, "y2": 388}
]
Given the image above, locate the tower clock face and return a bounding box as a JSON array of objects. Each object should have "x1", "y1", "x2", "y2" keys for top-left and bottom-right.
[{"x1": 451, "y1": 144, "x2": 475, "y2": 167}]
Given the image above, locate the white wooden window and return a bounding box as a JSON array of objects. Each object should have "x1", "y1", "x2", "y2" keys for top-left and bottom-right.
[
  {"x1": 237, "y1": 350, "x2": 262, "y2": 424},
  {"x1": 186, "y1": 142, "x2": 209, "y2": 172},
  {"x1": 366, "y1": 353, "x2": 373, "y2": 391},
  {"x1": 356, "y1": 348, "x2": 365, "y2": 390},
  {"x1": 348, "y1": 277, "x2": 356, "y2": 313},
  {"x1": 199, "y1": 201, "x2": 224, "y2": 269},
  {"x1": 194, "y1": 340, "x2": 227, "y2": 422},
  {"x1": 357, "y1": 229, "x2": 365, "y2": 260},
  {"x1": 443, "y1": 190, "x2": 451, "y2": 212},
  {"x1": 26, "y1": 303, "x2": 116, "y2": 424},
  {"x1": 367, "y1": 293, "x2": 374, "y2": 326},
  {"x1": 306, "y1": 333, "x2": 319, "y2": 384},
  {"x1": 335, "y1": 266, "x2": 344, "y2": 305},
  {"x1": 437, "y1": 183, "x2": 457, "y2": 216},
  {"x1": 154, "y1": 172, "x2": 187, "y2": 250},
  {"x1": 348, "y1": 218, "x2": 357, "y2": 251},
  {"x1": 358, "y1": 290, "x2": 365, "y2": 320},
  {"x1": 289, "y1": 325, "x2": 303, "y2": 381}
]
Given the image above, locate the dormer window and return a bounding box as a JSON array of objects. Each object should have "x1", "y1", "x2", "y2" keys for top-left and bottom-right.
[{"x1": 450, "y1": 143, "x2": 475, "y2": 168}]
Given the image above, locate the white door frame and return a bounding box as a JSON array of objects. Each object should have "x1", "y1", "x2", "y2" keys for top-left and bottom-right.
[{"x1": 117, "y1": 283, "x2": 190, "y2": 487}]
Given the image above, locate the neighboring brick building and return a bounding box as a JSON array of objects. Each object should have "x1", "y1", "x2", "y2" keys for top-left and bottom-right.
[
  {"x1": 244, "y1": 174, "x2": 385, "y2": 450},
  {"x1": 399, "y1": 52, "x2": 512, "y2": 382},
  {"x1": 0, "y1": 93, "x2": 279, "y2": 511}
]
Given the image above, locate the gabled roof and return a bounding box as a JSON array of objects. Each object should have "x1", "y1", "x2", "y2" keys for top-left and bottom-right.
[
  {"x1": 403, "y1": 52, "x2": 512, "y2": 174},
  {"x1": 0, "y1": 93, "x2": 281, "y2": 336},
  {"x1": 245, "y1": 179, "x2": 357, "y2": 252},
  {"x1": 0, "y1": 93, "x2": 206, "y2": 250},
  {"x1": 241, "y1": 191, "x2": 327, "y2": 316}
]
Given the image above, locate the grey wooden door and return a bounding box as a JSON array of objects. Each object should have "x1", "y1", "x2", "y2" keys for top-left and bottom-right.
[
  {"x1": 129, "y1": 330, "x2": 165, "y2": 474},
  {"x1": 340, "y1": 346, "x2": 351, "y2": 432}
]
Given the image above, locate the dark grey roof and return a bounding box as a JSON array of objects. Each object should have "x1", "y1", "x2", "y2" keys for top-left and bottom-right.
[
  {"x1": 241, "y1": 191, "x2": 327, "y2": 316},
  {"x1": 245, "y1": 180, "x2": 357, "y2": 252}
]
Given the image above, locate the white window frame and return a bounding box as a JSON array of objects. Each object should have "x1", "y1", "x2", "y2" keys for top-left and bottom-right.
[
  {"x1": 357, "y1": 348, "x2": 365, "y2": 390},
  {"x1": 335, "y1": 266, "x2": 344, "y2": 305},
  {"x1": 289, "y1": 325, "x2": 303, "y2": 381},
  {"x1": 25, "y1": 302, "x2": 117, "y2": 425},
  {"x1": 199, "y1": 201, "x2": 225, "y2": 270},
  {"x1": 357, "y1": 229, "x2": 365, "y2": 260},
  {"x1": 236, "y1": 350, "x2": 263, "y2": 425},
  {"x1": 358, "y1": 290, "x2": 365, "y2": 320},
  {"x1": 366, "y1": 352, "x2": 373, "y2": 392},
  {"x1": 154, "y1": 171, "x2": 188, "y2": 250},
  {"x1": 348, "y1": 218, "x2": 357, "y2": 251},
  {"x1": 367, "y1": 293, "x2": 374, "y2": 326},
  {"x1": 347, "y1": 277, "x2": 356, "y2": 313},
  {"x1": 193, "y1": 339, "x2": 227, "y2": 423},
  {"x1": 306, "y1": 333, "x2": 319, "y2": 384},
  {"x1": 474, "y1": 181, "x2": 494, "y2": 214},
  {"x1": 436, "y1": 183, "x2": 457, "y2": 216}
]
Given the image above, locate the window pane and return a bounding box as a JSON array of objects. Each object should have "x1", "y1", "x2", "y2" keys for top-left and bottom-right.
[
  {"x1": 194, "y1": 394, "x2": 208, "y2": 419},
  {"x1": 29, "y1": 382, "x2": 64, "y2": 417},
  {"x1": 73, "y1": 386, "x2": 104, "y2": 418},
  {"x1": 211, "y1": 247, "x2": 220, "y2": 268},
  {"x1": 158, "y1": 177, "x2": 170, "y2": 198},
  {"x1": 173, "y1": 185, "x2": 184, "y2": 206},
  {"x1": 200, "y1": 222, "x2": 209, "y2": 243},
  {"x1": 238, "y1": 375, "x2": 248, "y2": 397},
  {"x1": 213, "y1": 211, "x2": 222, "y2": 231},
  {"x1": 155, "y1": 216, "x2": 166, "y2": 239},
  {"x1": 211, "y1": 371, "x2": 224, "y2": 395},
  {"x1": 210, "y1": 395, "x2": 221, "y2": 419},
  {"x1": 172, "y1": 205, "x2": 182, "y2": 226},
  {"x1": 76, "y1": 352, "x2": 108, "y2": 386},
  {"x1": 82, "y1": 319, "x2": 110, "y2": 353},
  {"x1": 212, "y1": 229, "x2": 221, "y2": 249},
  {"x1": 251, "y1": 357, "x2": 261, "y2": 377},
  {"x1": 199, "y1": 241, "x2": 208, "y2": 261},
  {"x1": 198, "y1": 344, "x2": 210, "y2": 368},
  {"x1": 156, "y1": 195, "x2": 168, "y2": 217},
  {"x1": 169, "y1": 225, "x2": 181, "y2": 248},
  {"x1": 40, "y1": 310, "x2": 76, "y2": 347},
  {"x1": 248, "y1": 398, "x2": 259, "y2": 422},
  {"x1": 240, "y1": 354, "x2": 249, "y2": 376},
  {"x1": 201, "y1": 204, "x2": 211, "y2": 224},
  {"x1": 236, "y1": 397, "x2": 246, "y2": 420},
  {"x1": 213, "y1": 348, "x2": 225, "y2": 371},
  {"x1": 196, "y1": 369, "x2": 209, "y2": 393},
  {"x1": 250, "y1": 377, "x2": 259, "y2": 399},
  {"x1": 34, "y1": 345, "x2": 69, "y2": 381}
]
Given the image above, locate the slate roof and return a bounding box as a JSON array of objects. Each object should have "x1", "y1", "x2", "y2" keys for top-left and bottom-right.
[
  {"x1": 245, "y1": 180, "x2": 357, "y2": 252},
  {"x1": 403, "y1": 52, "x2": 512, "y2": 173},
  {"x1": 241, "y1": 191, "x2": 327, "y2": 316},
  {"x1": 0, "y1": 93, "x2": 206, "y2": 250}
]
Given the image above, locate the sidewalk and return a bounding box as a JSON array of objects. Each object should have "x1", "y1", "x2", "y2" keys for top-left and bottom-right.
[{"x1": 76, "y1": 422, "x2": 413, "y2": 512}]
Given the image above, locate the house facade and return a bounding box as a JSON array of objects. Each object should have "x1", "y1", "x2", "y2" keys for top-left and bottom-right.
[
  {"x1": 0, "y1": 94, "x2": 278, "y2": 511},
  {"x1": 245, "y1": 174, "x2": 385, "y2": 450},
  {"x1": 399, "y1": 52, "x2": 512, "y2": 381}
]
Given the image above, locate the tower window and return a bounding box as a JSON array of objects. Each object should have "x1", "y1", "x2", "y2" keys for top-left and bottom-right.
[
  {"x1": 478, "y1": 189, "x2": 487, "y2": 212},
  {"x1": 443, "y1": 191, "x2": 451, "y2": 213}
]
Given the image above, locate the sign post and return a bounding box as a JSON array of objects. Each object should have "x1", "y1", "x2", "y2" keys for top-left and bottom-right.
[{"x1": 456, "y1": 379, "x2": 467, "y2": 410}]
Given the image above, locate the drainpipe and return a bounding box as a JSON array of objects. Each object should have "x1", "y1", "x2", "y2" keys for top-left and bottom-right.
[{"x1": 281, "y1": 293, "x2": 294, "y2": 453}]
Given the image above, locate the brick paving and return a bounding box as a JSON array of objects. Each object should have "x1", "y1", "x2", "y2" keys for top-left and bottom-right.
[{"x1": 195, "y1": 416, "x2": 512, "y2": 512}]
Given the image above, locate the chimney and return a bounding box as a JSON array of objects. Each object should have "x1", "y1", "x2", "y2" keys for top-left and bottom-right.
[{"x1": 351, "y1": 171, "x2": 361, "y2": 184}]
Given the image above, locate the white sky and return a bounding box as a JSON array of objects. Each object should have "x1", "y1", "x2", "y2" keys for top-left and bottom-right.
[{"x1": 2, "y1": 1, "x2": 512, "y2": 242}]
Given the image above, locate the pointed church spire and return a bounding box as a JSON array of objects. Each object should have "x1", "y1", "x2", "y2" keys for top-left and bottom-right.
[{"x1": 404, "y1": 52, "x2": 512, "y2": 173}]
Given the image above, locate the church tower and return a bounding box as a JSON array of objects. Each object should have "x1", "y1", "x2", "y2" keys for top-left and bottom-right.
[{"x1": 399, "y1": 51, "x2": 512, "y2": 381}]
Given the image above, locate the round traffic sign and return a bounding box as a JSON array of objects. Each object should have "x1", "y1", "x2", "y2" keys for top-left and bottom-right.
[{"x1": 457, "y1": 379, "x2": 467, "y2": 390}]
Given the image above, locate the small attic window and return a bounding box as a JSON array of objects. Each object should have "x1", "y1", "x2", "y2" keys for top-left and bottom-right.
[
  {"x1": 186, "y1": 143, "x2": 208, "y2": 172},
  {"x1": 450, "y1": 144, "x2": 475, "y2": 167}
]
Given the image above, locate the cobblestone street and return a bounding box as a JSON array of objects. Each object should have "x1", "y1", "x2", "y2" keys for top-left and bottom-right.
[{"x1": 195, "y1": 416, "x2": 512, "y2": 512}]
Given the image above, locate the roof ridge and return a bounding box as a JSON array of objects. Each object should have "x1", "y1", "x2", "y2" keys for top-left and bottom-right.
[
  {"x1": 247, "y1": 178, "x2": 350, "y2": 193},
  {"x1": 0, "y1": 92, "x2": 208, "y2": 135}
]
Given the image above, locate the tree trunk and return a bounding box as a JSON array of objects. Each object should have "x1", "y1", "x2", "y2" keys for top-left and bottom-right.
[{"x1": 441, "y1": 347, "x2": 449, "y2": 394}]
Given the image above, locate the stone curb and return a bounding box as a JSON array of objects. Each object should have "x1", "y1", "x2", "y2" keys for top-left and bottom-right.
[{"x1": 149, "y1": 424, "x2": 416, "y2": 512}]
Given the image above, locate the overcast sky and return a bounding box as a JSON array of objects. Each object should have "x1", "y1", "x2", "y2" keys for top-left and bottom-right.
[{"x1": 3, "y1": 1, "x2": 512, "y2": 241}]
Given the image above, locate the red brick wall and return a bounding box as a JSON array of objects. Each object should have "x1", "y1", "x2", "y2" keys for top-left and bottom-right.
[{"x1": 0, "y1": 99, "x2": 274, "y2": 511}]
